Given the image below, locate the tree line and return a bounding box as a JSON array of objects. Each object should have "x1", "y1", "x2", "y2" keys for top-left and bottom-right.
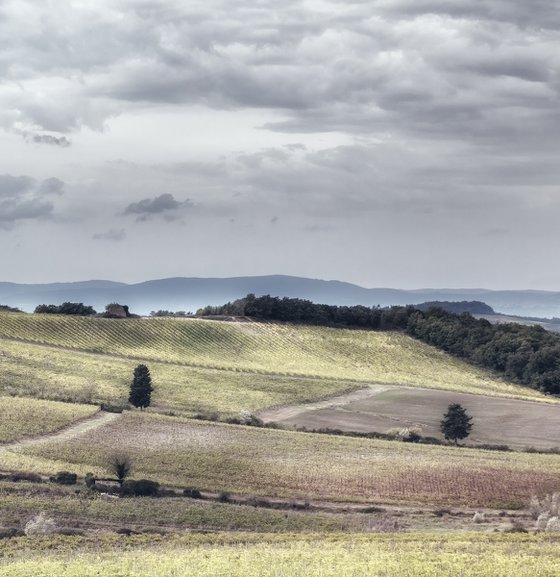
[{"x1": 199, "y1": 294, "x2": 560, "y2": 396}]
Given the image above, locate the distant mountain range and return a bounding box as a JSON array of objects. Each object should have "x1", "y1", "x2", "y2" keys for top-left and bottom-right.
[{"x1": 2, "y1": 275, "x2": 560, "y2": 318}]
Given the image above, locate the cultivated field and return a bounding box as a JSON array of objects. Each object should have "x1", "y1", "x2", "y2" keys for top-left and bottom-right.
[
  {"x1": 1, "y1": 533, "x2": 560, "y2": 577},
  {"x1": 2, "y1": 312, "x2": 560, "y2": 576},
  {"x1": 5, "y1": 412, "x2": 560, "y2": 508},
  {"x1": 0, "y1": 312, "x2": 550, "y2": 403},
  {"x1": 261, "y1": 385, "x2": 560, "y2": 450}
]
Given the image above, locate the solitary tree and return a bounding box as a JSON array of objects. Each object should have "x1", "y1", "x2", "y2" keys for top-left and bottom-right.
[
  {"x1": 129, "y1": 364, "x2": 153, "y2": 410},
  {"x1": 440, "y1": 403, "x2": 473, "y2": 445}
]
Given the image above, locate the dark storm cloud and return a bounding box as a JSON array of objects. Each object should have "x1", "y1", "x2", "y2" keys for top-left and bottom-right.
[
  {"x1": 0, "y1": 174, "x2": 63, "y2": 229},
  {"x1": 123, "y1": 193, "x2": 193, "y2": 220}
]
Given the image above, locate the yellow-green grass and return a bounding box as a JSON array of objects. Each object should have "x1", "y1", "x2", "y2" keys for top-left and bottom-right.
[
  {"x1": 0, "y1": 397, "x2": 97, "y2": 443},
  {"x1": 1, "y1": 533, "x2": 560, "y2": 576},
  {"x1": 7, "y1": 413, "x2": 560, "y2": 508},
  {"x1": 0, "y1": 340, "x2": 356, "y2": 417},
  {"x1": 0, "y1": 484, "x2": 360, "y2": 533},
  {"x1": 0, "y1": 312, "x2": 550, "y2": 401}
]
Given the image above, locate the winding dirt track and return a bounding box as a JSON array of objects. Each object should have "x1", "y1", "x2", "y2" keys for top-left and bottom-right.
[{"x1": 1, "y1": 410, "x2": 120, "y2": 450}]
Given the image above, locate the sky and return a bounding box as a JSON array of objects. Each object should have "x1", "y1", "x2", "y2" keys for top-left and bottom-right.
[{"x1": 1, "y1": 0, "x2": 559, "y2": 289}]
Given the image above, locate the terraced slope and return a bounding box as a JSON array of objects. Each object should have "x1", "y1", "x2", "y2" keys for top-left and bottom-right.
[{"x1": 0, "y1": 312, "x2": 546, "y2": 401}]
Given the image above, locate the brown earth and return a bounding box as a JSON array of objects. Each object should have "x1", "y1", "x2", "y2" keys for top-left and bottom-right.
[{"x1": 259, "y1": 385, "x2": 560, "y2": 450}]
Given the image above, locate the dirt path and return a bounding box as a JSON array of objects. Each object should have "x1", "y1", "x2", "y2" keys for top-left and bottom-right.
[
  {"x1": 258, "y1": 385, "x2": 397, "y2": 422},
  {"x1": 2, "y1": 411, "x2": 120, "y2": 450}
]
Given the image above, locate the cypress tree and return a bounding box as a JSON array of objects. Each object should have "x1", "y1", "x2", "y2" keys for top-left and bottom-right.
[{"x1": 128, "y1": 364, "x2": 154, "y2": 410}]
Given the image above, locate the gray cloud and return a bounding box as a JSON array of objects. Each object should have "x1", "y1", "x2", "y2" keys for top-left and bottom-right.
[
  {"x1": 1, "y1": 1, "x2": 560, "y2": 289},
  {"x1": 2, "y1": 0, "x2": 559, "y2": 150},
  {"x1": 31, "y1": 134, "x2": 71, "y2": 147},
  {"x1": 123, "y1": 193, "x2": 193, "y2": 221},
  {"x1": 0, "y1": 174, "x2": 63, "y2": 229},
  {"x1": 93, "y1": 228, "x2": 126, "y2": 241},
  {"x1": 38, "y1": 177, "x2": 65, "y2": 196}
]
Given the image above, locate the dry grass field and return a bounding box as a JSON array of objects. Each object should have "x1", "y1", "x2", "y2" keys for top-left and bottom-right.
[
  {"x1": 1, "y1": 533, "x2": 560, "y2": 577},
  {"x1": 4, "y1": 412, "x2": 560, "y2": 509},
  {"x1": 0, "y1": 397, "x2": 97, "y2": 443}
]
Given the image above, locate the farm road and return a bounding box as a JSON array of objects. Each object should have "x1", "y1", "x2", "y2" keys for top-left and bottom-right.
[
  {"x1": 2, "y1": 410, "x2": 120, "y2": 450},
  {"x1": 258, "y1": 385, "x2": 394, "y2": 422}
]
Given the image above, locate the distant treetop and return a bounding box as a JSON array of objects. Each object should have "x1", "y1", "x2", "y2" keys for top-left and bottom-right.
[
  {"x1": 413, "y1": 301, "x2": 495, "y2": 315},
  {"x1": 34, "y1": 302, "x2": 96, "y2": 316},
  {"x1": 0, "y1": 305, "x2": 24, "y2": 313}
]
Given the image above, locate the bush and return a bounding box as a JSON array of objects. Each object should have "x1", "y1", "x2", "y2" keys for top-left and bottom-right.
[
  {"x1": 50, "y1": 471, "x2": 77, "y2": 485},
  {"x1": 218, "y1": 491, "x2": 231, "y2": 503},
  {"x1": 473, "y1": 512, "x2": 486, "y2": 523},
  {"x1": 9, "y1": 472, "x2": 42, "y2": 483},
  {"x1": 530, "y1": 493, "x2": 560, "y2": 532},
  {"x1": 100, "y1": 403, "x2": 125, "y2": 414},
  {"x1": 530, "y1": 493, "x2": 560, "y2": 520},
  {"x1": 0, "y1": 527, "x2": 24, "y2": 539},
  {"x1": 24, "y1": 512, "x2": 57, "y2": 536},
  {"x1": 121, "y1": 479, "x2": 160, "y2": 497},
  {"x1": 183, "y1": 488, "x2": 203, "y2": 499},
  {"x1": 546, "y1": 517, "x2": 560, "y2": 532}
]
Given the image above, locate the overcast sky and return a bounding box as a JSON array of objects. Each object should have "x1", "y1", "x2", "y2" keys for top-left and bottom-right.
[{"x1": 1, "y1": 0, "x2": 559, "y2": 289}]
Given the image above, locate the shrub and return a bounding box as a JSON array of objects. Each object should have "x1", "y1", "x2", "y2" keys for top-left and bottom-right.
[
  {"x1": 99, "y1": 403, "x2": 125, "y2": 414},
  {"x1": 237, "y1": 410, "x2": 264, "y2": 427},
  {"x1": 473, "y1": 512, "x2": 486, "y2": 523},
  {"x1": 218, "y1": 491, "x2": 231, "y2": 503},
  {"x1": 530, "y1": 493, "x2": 560, "y2": 532},
  {"x1": 0, "y1": 527, "x2": 23, "y2": 539},
  {"x1": 121, "y1": 479, "x2": 160, "y2": 497},
  {"x1": 50, "y1": 471, "x2": 77, "y2": 485},
  {"x1": 9, "y1": 472, "x2": 42, "y2": 483},
  {"x1": 183, "y1": 488, "x2": 203, "y2": 499},
  {"x1": 529, "y1": 493, "x2": 560, "y2": 520},
  {"x1": 85, "y1": 473, "x2": 96, "y2": 488},
  {"x1": 24, "y1": 512, "x2": 57, "y2": 536},
  {"x1": 546, "y1": 517, "x2": 560, "y2": 532}
]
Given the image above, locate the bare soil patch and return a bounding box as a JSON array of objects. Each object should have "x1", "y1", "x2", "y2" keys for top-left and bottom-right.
[{"x1": 262, "y1": 386, "x2": 560, "y2": 450}]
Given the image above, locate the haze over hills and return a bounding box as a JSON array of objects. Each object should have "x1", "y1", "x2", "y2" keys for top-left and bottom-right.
[{"x1": 2, "y1": 276, "x2": 560, "y2": 318}]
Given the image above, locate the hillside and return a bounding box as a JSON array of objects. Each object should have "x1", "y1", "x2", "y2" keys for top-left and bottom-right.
[
  {"x1": 0, "y1": 311, "x2": 560, "y2": 565},
  {"x1": 0, "y1": 312, "x2": 544, "y2": 403}
]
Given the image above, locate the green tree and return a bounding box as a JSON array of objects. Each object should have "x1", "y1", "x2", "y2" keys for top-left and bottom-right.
[
  {"x1": 440, "y1": 403, "x2": 473, "y2": 445},
  {"x1": 128, "y1": 364, "x2": 153, "y2": 410}
]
